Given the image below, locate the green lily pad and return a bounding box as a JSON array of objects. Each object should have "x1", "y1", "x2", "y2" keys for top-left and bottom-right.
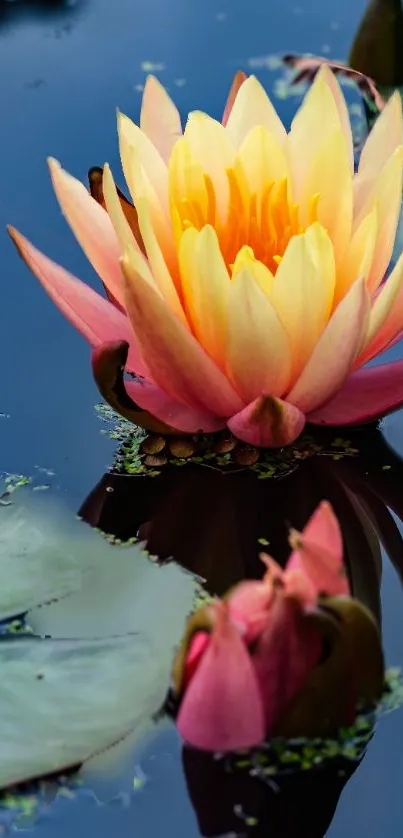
[{"x1": 0, "y1": 494, "x2": 198, "y2": 791}]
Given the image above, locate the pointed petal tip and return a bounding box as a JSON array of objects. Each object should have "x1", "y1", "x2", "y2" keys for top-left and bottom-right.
[
  {"x1": 7, "y1": 226, "x2": 31, "y2": 262},
  {"x1": 177, "y1": 604, "x2": 265, "y2": 752},
  {"x1": 228, "y1": 395, "x2": 306, "y2": 448},
  {"x1": 308, "y1": 360, "x2": 403, "y2": 426},
  {"x1": 286, "y1": 500, "x2": 349, "y2": 599}
]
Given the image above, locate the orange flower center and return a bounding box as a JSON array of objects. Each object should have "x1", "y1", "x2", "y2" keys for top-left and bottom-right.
[{"x1": 172, "y1": 168, "x2": 321, "y2": 274}]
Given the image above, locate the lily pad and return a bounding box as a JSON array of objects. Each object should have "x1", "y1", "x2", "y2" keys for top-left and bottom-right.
[
  {"x1": 0, "y1": 496, "x2": 85, "y2": 621},
  {"x1": 0, "y1": 633, "x2": 161, "y2": 789},
  {"x1": 0, "y1": 494, "x2": 198, "y2": 790}
]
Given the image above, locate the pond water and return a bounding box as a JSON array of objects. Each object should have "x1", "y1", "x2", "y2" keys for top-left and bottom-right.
[{"x1": 1, "y1": 0, "x2": 403, "y2": 835}]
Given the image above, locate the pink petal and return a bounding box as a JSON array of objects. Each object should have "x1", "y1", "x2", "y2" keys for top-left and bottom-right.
[
  {"x1": 252, "y1": 594, "x2": 322, "y2": 732},
  {"x1": 227, "y1": 396, "x2": 306, "y2": 448},
  {"x1": 8, "y1": 227, "x2": 147, "y2": 377},
  {"x1": 221, "y1": 70, "x2": 248, "y2": 126},
  {"x1": 287, "y1": 277, "x2": 370, "y2": 413},
  {"x1": 307, "y1": 359, "x2": 403, "y2": 425},
  {"x1": 260, "y1": 554, "x2": 315, "y2": 606},
  {"x1": 298, "y1": 500, "x2": 342, "y2": 556},
  {"x1": 48, "y1": 158, "x2": 127, "y2": 310},
  {"x1": 177, "y1": 604, "x2": 265, "y2": 752},
  {"x1": 355, "y1": 259, "x2": 403, "y2": 368},
  {"x1": 125, "y1": 378, "x2": 226, "y2": 433},
  {"x1": 92, "y1": 340, "x2": 223, "y2": 434},
  {"x1": 92, "y1": 341, "x2": 225, "y2": 432},
  {"x1": 287, "y1": 501, "x2": 349, "y2": 597},
  {"x1": 226, "y1": 578, "x2": 275, "y2": 643},
  {"x1": 182, "y1": 632, "x2": 211, "y2": 690}
]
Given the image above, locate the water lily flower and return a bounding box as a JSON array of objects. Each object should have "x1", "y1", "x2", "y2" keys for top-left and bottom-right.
[
  {"x1": 9, "y1": 67, "x2": 403, "y2": 446},
  {"x1": 172, "y1": 501, "x2": 384, "y2": 752}
]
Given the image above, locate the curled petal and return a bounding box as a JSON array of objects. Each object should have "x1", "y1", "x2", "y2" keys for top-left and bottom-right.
[
  {"x1": 8, "y1": 227, "x2": 147, "y2": 377},
  {"x1": 283, "y1": 55, "x2": 386, "y2": 112},
  {"x1": 273, "y1": 605, "x2": 354, "y2": 737},
  {"x1": 92, "y1": 341, "x2": 173, "y2": 433},
  {"x1": 92, "y1": 341, "x2": 225, "y2": 434},
  {"x1": 177, "y1": 604, "x2": 265, "y2": 752},
  {"x1": 324, "y1": 597, "x2": 384, "y2": 703},
  {"x1": 307, "y1": 360, "x2": 403, "y2": 426},
  {"x1": 227, "y1": 396, "x2": 306, "y2": 448}
]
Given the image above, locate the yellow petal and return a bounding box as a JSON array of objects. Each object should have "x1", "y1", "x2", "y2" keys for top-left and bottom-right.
[
  {"x1": 271, "y1": 224, "x2": 336, "y2": 382},
  {"x1": 299, "y1": 128, "x2": 353, "y2": 263},
  {"x1": 355, "y1": 91, "x2": 403, "y2": 212},
  {"x1": 179, "y1": 225, "x2": 230, "y2": 365},
  {"x1": 224, "y1": 75, "x2": 286, "y2": 148},
  {"x1": 118, "y1": 111, "x2": 178, "y2": 279},
  {"x1": 102, "y1": 164, "x2": 142, "y2": 255},
  {"x1": 287, "y1": 278, "x2": 370, "y2": 413},
  {"x1": 47, "y1": 157, "x2": 126, "y2": 309},
  {"x1": 122, "y1": 255, "x2": 243, "y2": 417},
  {"x1": 287, "y1": 66, "x2": 342, "y2": 201},
  {"x1": 319, "y1": 65, "x2": 354, "y2": 174},
  {"x1": 226, "y1": 269, "x2": 291, "y2": 403},
  {"x1": 231, "y1": 245, "x2": 274, "y2": 297},
  {"x1": 184, "y1": 112, "x2": 234, "y2": 219},
  {"x1": 168, "y1": 137, "x2": 209, "y2": 226},
  {"x1": 140, "y1": 75, "x2": 182, "y2": 162},
  {"x1": 235, "y1": 125, "x2": 288, "y2": 199},
  {"x1": 334, "y1": 206, "x2": 378, "y2": 306},
  {"x1": 354, "y1": 146, "x2": 403, "y2": 292},
  {"x1": 117, "y1": 111, "x2": 169, "y2": 215},
  {"x1": 103, "y1": 164, "x2": 187, "y2": 325}
]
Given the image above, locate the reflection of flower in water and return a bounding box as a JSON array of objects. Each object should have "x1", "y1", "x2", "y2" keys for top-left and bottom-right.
[
  {"x1": 171, "y1": 502, "x2": 383, "y2": 753},
  {"x1": 182, "y1": 743, "x2": 361, "y2": 837},
  {"x1": 80, "y1": 423, "x2": 403, "y2": 621}
]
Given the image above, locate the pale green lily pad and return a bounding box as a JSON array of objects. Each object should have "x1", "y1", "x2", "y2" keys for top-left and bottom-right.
[
  {"x1": 0, "y1": 633, "x2": 161, "y2": 789},
  {"x1": 0, "y1": 494, "x2": 198, "y2": 794},
  {"x1": 0, "y1": 497, "x2": 85, "y2": 621},
  {"x1": 0, "y1": 492, "x2": 196, "y2": 640}
]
